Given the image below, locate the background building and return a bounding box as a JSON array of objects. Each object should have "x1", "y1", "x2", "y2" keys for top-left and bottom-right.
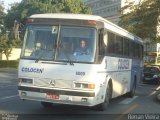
[
  {"x1": 83, "y1": 0, "x2": 143, "y2": 24},
  {"x1": 83, "y1": 0, "x2": 121, "y2": 24}
]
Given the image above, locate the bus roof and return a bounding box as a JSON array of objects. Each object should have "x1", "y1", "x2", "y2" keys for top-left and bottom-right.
[
  {"x1": 30, "y1": 13, "x2": 105, "y2": 21},
  {"x1": 29, "y1": 13, "x2": 143, "y2": 44}
]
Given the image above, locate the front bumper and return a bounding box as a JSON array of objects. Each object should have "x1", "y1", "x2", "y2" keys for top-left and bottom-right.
[{"x1": 18, "y1": 86, "x2": 97, "y2": 106}]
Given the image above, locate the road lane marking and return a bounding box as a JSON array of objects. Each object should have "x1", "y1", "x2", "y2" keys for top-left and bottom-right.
[
  {"x1": 148, "y1": 91, "x2": 157, "y2": 97},
  {"x1": 0, "y1": 85, "x2": 17, "y2": 88},
  {"x1": 0, "y1": 95, "x2": 18, "y2": 100},
  {"x1": 119, "y1": 96, "x2": 138, "y2": 104},
  {"x1": 156, "y1": 86, "x2": 160, "y2": 91},
  {"x1": 114, "y1": 103, "x2": 139, "y2": 120},
  {"x1": 147, "y1": 85, "x2": 160, "y2": 96}
]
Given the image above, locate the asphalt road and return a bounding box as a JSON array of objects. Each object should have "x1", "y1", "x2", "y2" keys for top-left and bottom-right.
[{"x1": 0, "y1": 68, "x2": 160, "y2": 120}]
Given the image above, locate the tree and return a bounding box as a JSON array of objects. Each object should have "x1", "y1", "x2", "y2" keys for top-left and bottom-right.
[
  {"x1": 0, "y1": 0, "x2": 4, "y2": 24},
  {"x1": 0, "y1": 33, "x2": 22, "y2": 60},
  {"x1": 119, "y1": 0, "x2": 160, "y2": 41},
  {"x1": 0, "y1": 35, "x2": 13, "y2": 60},
  {"x1": 4, "y1": 0, "x2": 91, "y2": 33},
  {"x1": 3, "y1": 0, "x2": 91, "y2": 59},
  {"x1": 0, "y1": 1, "x2": 23, "y2": 60},
  {"x1": 0, "y1": 0, "x2": 5, "y2": 34}
]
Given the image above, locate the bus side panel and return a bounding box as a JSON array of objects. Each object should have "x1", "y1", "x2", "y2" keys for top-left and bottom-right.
[
  {"x1": 130, "y1": 59, "x2": 143, "y2": 91},
  {"x1": 104, "y1": 56, "x2": 132, "y2": 98}
]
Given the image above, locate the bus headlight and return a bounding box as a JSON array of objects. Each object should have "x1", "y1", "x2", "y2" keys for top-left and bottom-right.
[
  {"x1": 19, "y1": 78, "x2": 33, "y2": 84},
  {"x1": 74, "y1": 83, "x2": 95, "y2": 89}
]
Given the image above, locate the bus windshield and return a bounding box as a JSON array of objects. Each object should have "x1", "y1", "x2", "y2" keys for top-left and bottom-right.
[{"x1": 21, "y1": 25, "x2": 96, "y2": 63}]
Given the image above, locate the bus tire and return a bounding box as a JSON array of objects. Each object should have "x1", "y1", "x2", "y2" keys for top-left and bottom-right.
[
  {"x1": 96, "y1": 82, "x2": 112, "y2": 111},
  {"x1": 127, "y1": 80, "x2": 136, "y2": 98},
  {"x1": 41, "y1": 102, "x2": 53, "y2": 108}
]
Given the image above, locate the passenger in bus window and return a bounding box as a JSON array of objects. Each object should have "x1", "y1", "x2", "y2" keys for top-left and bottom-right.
[
  {"x1": 31, "y1": 42, "x2": 41, "y2": 56},
  {"x1": 74, "y1": 39, "x2": 90, "y2": 56},
  {"x1": 61, "y1": 41, "x2": 71, "y2": 53},
  {"x1": 31, "y1": 42, "x2": 53, "y2": 59},
  {"x1": 58, "y1": 40, "x2": 72, "y2": 59}
]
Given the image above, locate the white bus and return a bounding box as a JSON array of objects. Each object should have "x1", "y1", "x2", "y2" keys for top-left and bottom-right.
[{"x1": 18, "y1": 13, "x2": 143, "y2": 111}]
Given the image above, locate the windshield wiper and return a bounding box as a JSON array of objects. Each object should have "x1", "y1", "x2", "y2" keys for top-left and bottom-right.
[
  {"x1": 67, "y1": 59, "x2": 74, "y2": 65},
  {"x1": 35, "y1": 56, "x2": 42, "y2": 63},
  {"x1": 63, "y1": 51, "x2": 74, "y2": 66}
]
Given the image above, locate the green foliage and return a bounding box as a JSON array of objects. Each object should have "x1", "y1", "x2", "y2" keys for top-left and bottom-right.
[
  {"x1": 0, "y1": 1, "x2": 22, "y2": 60},
  {"x1": 0, "y1": 0, "x2": 5, "y2": 34},
  {"x1": 1, "y1": 0, "x2": 90, "y2": 59},
  {"x1": 119, "y1": 0, "x2": 160, "y2": 41},
  {"x1": 4, "y1": 0, "x2": 91, "y2": 30},
  {"x1": 0, "y1": 60, "x2": 19, "y2": 68},
  {"x1": 156, "y1": 36, "x2": 160, "y2": 42},
  {"x1": 0, "y1": 34, "x2": 13, "y2": 60},
  {"x1": 0, "y1": 33, "x2": 22, "y2": 60},
  {"x1": 12, "y1": 39, "x2": 23, "y2": 48},
  {"x1": 0, "y1": 0, "x2": 4, "y2": 24}
]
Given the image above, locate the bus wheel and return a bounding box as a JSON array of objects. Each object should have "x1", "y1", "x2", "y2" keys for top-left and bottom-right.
[
  {"x1": 97, "y1": 83, "x2": 111, "y2": 111},
  {"x1": 127, "y1": 81, "x2": 136, "y2": 98},
  {"x1": 41, "y1": 102, "x2": 53, "y2": 108}
]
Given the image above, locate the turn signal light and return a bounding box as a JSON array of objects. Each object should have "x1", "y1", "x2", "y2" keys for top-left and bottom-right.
[
  {"x1": 74, "y1": 83, "x2": 95, "y2": 89},
  {"x1": 88, "y1": 84, "x2": 95, "y2": 89}
]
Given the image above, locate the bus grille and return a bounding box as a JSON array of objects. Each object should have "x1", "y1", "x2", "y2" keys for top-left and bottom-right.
[{"x1": 34, "y1": 79, "x2": 73, "y2": 89}]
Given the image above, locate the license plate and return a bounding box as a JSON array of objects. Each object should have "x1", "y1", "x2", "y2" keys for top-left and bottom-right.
[{"x1": 46, "y1": 93, "x2": 59, "y2": 100}]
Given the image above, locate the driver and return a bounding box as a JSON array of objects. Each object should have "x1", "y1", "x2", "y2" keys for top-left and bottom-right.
[{"x1": 74, "y1": 40, "x2": 90, "y2": 56}]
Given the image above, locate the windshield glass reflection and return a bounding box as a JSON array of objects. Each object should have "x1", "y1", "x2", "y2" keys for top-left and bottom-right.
[{"x1": 21, "y1": 25, "x2": 96, "y2": 63}]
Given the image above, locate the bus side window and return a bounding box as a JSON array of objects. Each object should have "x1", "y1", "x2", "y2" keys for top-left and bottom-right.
[
  {"x1": 115, "y1": 35, "x2": 123, "y2": 55},
  {"x1": 129, "y1": 41, "x2": 134, "y2": 58},
  {"x1": 123, "y1": 38, "x2": 129, "y2": 57},
  {"x1": 140, "y1": 45, "x2": 143, "y2": 59},
  {"x1": 135, "y1": 43, "x2": 139, "y2": 58},
  {"x1": 107, "y1": 32, "x2": 115, "y2": 54},
  {"x1": 98, "y1": 29, "x2": 105, "y2": 56},
  {"x1": 104, "y1": 31, "x2": 108, "y2": 55}
]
